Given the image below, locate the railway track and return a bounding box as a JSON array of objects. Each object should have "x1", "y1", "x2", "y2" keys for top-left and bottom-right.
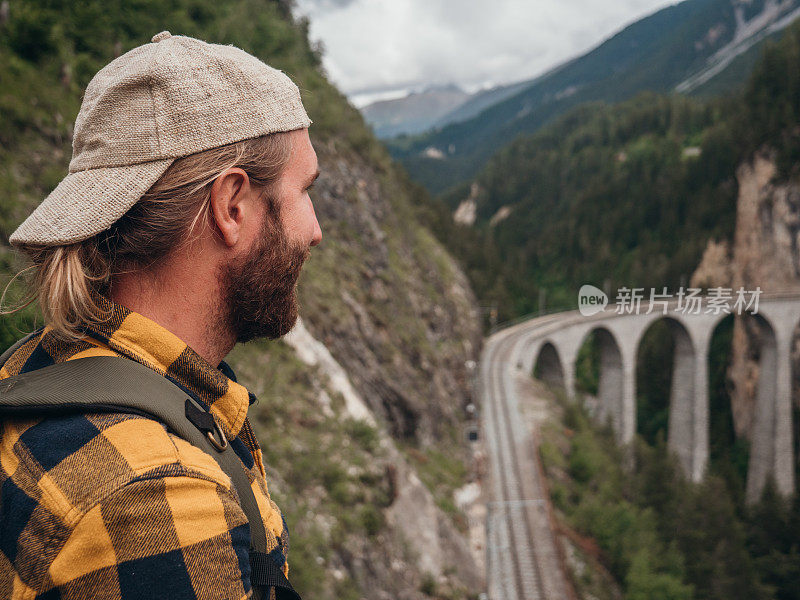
[{"x1": 481, "y1": 317, "x2": 572, "y2": 600}]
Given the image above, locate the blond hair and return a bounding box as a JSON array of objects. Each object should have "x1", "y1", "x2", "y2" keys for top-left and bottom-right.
[{"x1": 4, "y1": 132, "x2": 294, "y2": 340}]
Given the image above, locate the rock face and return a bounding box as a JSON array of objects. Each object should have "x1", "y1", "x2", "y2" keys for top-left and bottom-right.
[
  {"x1": 281, "y1": 139, "x2": 484, "y2": 595},
  {"x1": 299, "y1": 140, "x2": 482, "y2": 447},
  {"x1": 280, "y1": 319, "x2": 482, "y2": 595},
  {"x1": 691, "y1": 152, "x2": 800, "y2": 439},
  {"x1": 727, "y1": 155, "x2": 800, "y2": 291},
  {"x1": 453, "y1": 182, "x2": 484, "y2": 226}
]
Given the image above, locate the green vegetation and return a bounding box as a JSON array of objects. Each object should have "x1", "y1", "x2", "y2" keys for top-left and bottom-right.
[
  {"x1": 434, "y1": 91, "x2": 740, "y2": 323},
  {"x1": 0, "y1": 274, "x2": 38, "y2": 351},
  {"x1": 540, "y1": 388, "x2": 800, "y2": 600},
  {"x1": 574, "y1": 331, "x2": 601, "y2": 397},
  {"x1": 636, "y1": 321, "x2": 675, "y2": 447},
  {"x1": 706, "y1": 315, "x2": 751, "y2": 498},
  {"x1": 740, "y1": 19, "x2": 800, "y2": 178}
]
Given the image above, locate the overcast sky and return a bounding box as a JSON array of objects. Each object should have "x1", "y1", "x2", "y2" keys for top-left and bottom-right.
[{"x1": 293, "y1": 0, "x2": 679, "y2": 106}]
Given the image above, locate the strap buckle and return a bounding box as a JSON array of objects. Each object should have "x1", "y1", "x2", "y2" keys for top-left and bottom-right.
[
  {"x1": 185, "y1": 398, "x2": 228, "y2": 452},
  {"x1": 206, "y1": 419, "x2": 228, "y2": 451}
]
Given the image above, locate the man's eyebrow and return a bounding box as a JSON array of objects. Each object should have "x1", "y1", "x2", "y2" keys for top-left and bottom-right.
[{"x1": 305, "y1": 169, "x2": 321, "y2": 187}]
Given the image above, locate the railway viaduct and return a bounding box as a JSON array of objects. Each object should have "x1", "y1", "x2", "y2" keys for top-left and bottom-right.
[{"x1": 514, "y1": 292, "x2": 800, "y2": 504}]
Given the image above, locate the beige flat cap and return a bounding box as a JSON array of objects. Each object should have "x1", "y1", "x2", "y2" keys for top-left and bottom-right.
[{"x1": 10, "y1": 31, "x2": 311, "y2": 246}]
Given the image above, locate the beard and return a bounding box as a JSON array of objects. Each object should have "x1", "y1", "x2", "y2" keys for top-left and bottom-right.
[{"x1": 218, "y1": 213, "x2": 310, "y2": 344}]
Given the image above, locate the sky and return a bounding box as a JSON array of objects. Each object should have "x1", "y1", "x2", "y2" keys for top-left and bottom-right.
[{"x1": 293, "y1": 0, "x2": 679, "y2": 107}]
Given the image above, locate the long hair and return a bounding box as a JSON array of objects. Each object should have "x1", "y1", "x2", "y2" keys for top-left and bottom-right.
[{"x1": 4, "y1": 132, "x2": 294, "y2": 340}]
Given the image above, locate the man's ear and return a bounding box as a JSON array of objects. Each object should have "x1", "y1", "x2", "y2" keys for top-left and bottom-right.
[{"x1": 208, "y1": 168, "x2": 253, "y2": 248}]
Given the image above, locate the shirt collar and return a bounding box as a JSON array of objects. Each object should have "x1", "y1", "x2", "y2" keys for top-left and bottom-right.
[{"x1": 82, "y1": 295, "x2": 250, "y2": 439}]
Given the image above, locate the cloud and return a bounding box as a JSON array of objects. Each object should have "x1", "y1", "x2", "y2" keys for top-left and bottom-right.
[
  {"x1": 294, "y1": 0, "x2": 677, "y2": 96},
  {"x1": 297, "y1": 0, "x2": 358, "y2": 12}
]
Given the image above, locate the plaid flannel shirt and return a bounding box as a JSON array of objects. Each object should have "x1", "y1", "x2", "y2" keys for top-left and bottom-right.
[{"x1": 0, "y1": 297, "x2": 290, "y2": 599}]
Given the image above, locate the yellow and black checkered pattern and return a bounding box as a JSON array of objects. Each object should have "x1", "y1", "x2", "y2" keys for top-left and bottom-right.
[{"x1": 0, "y1": 296, "x2": 289, "y2": 599}]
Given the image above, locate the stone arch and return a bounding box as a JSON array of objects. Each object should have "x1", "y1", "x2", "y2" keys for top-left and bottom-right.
[
  {"x1": 633, "y1": 317, "x2": 696, "y2": 475},
  {"x1": 705, "y1": 313, "x2": 737, "y2": 487},
  {"x1": 533, "y1": 341, "x2": 565, "y2": 390},
  {"x1": 576, "y1": 326, "x2": 624, "y2": 436}
]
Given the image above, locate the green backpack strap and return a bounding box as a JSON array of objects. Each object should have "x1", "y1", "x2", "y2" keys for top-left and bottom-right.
[{"x1": 0, "y1": 355, "x2": 299, "y2": 600}]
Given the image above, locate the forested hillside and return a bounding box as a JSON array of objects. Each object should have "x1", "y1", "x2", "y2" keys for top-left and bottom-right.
[
  {"x1": 439, "y1": 93, "x2": 739, "y2": 319},
  {"x1": 539, "y1": 385, "x2": 800, "y2": 600},
  {"x1": 0, "y1": 2, "x2": 484, "y2": 598},
  {"x1": 429, "y1": 19, "x2": 800, "y2": 323}
]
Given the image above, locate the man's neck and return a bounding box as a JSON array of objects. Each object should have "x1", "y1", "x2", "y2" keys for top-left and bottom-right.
[{"x1": 109, "y1": 261, "x2": 234, "y2": 368}]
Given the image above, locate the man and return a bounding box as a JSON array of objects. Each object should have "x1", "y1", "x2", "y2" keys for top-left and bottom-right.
[{"x1": 0, "y1": 31, "x2": 321, "y2": 599}]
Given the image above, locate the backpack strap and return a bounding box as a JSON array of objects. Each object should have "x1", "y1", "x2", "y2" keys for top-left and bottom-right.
[
  {"x1": 0, "y1": 329, "x2": 43, "y2": 367},
  {"x1": 0, "y1": 355, "x2": 299, "y2": 600}
]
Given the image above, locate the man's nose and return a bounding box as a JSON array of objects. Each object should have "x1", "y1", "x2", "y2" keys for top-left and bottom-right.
[{"x1": 310, "y1": 214, "x2": 322, "y2": 247}]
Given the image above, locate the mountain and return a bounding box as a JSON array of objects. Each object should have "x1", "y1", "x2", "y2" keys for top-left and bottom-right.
[
  {"x1": 676, "y1": 0, "x2": 800, "y2": 93},
  {"x1": 388, "y1": 0, "x2": 800, "y2": 194},
  {"x1": 0, "y1": 2, "x2": 483, "y2": 598},
  {"x1": 434, "y1": 78, "x2": 542, "y2": 129},
  {"x1": 360, "y1": 84, "x2": 469, "y2": 138},
  {"x1": 432, "y1": 12, "x2": 800, "y2": 320},
  {"x1": 360, "y1": 79, "x2": 534, "y2": 139}
]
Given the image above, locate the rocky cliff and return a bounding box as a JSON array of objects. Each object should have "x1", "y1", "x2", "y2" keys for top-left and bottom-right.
[{"x1": 691, "y1": 152, "x2": 800, "y2": 440}]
